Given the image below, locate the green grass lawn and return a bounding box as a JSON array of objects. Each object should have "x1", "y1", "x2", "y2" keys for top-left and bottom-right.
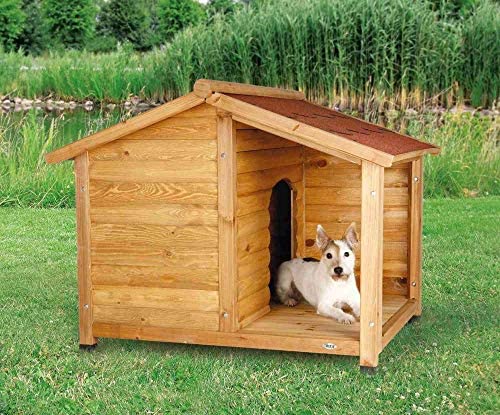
[{"x1": 0, "y1": 198, "x2": 498, "y2": 414}]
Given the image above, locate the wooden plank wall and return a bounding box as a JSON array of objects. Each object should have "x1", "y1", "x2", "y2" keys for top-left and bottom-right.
[
  {"x1": 235, "y1": 123, "x2": 305, "y2": 329},
  {"x1": 304, "y1": 149, "x2": 409, "y2": 296},
  {"x1": 88, "y1": 104, "x2": 221, "y2": 332}
]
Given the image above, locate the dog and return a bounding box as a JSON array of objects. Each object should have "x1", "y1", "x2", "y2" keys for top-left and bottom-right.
[{"x1": 275, "y1": 223, "x2": 360, "y2": 324}]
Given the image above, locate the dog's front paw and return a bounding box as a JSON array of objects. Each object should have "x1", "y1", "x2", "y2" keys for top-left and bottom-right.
[
  {"x1": 284, "y1": 298, "x2": 298, "y2": 307},
  {"x1": 338, "y1": 314, "x2": 356, "y2": 325}
]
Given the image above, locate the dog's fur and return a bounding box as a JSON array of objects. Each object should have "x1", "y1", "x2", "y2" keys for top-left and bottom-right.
[{"x1": 276, "y1": 223, "x2": 360, "y2": 324}]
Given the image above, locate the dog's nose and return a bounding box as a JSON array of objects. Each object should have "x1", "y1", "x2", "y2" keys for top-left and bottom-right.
[{"x1": 334, "y1": 267, "x2": 343, "y2": 275}]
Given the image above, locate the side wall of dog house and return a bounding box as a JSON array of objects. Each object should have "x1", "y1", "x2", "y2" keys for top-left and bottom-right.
[
  {"x1": 235, "y1": 122, "x2": 305, "y2": 329},
  {"x1": 304, "y1": 149, "x2": 410, "y2": 297},
  {"x1": 87, "y1": 104, "x2": 221, "y2": 334}
]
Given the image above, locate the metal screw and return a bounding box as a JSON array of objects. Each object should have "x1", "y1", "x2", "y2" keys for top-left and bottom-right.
[
  {"x1": 370, "y1": 191, "x2": 376, "y2": 197},
  {"x1": 414, "y1": 176, "x2": 419, "y2": 182},
  {"x1": 220, "y1": 152, "x2": 226, "y2": 159},
  {"x1": 412, "y1": 282, "x2": 417, "y2": 287},
  {"x1": 223, "y1": 312, "x2": 229, "y2": 318},
  {"x1": 81, "y1": 185, "x2": 85, "y2": 192},
  {"x1": 369, "y1": 321, "x2": 375, "y2": 327},
  {"x1": 323, "y1": 343, "x2": 337, "y2": 350},
  {"x1": 83, "y1": 304, "x2": 89, "y2": 309}
]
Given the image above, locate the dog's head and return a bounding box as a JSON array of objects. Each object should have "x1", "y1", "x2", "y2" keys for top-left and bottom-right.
[{"x1": 315, "y1": 223, "x2": 358, "y2": 280}]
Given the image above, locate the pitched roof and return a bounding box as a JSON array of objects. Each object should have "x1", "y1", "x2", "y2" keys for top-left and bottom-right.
[
  {"x1": 228, "y1": 94, "x2": 437, "y2": 157},
  {"x1": 45, "y1": 79, "x2": 439, "y2": 166}
]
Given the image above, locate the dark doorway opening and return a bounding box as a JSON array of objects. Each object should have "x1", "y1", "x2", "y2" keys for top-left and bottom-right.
[{"x1": 268, "y1": 179, "x2": 294, "y2": 299}]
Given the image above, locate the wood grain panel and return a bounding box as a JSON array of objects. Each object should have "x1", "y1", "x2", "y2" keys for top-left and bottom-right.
[
  {"x1": 91, "y1": 223, "x2": 218, "y2": 249},
  {"x1": 237, "y1": 147, "x2": 303, "y2": 174},
  {"x1": 91, "y1": 264, "x2": 218, "y2": 291},
  {"x1": 306, "y1": 187, "x2": 408, "y2": 207},
  {"x1": 89, "y1": 139, "x2": 216, "y2": 161},
  {"x1": 238, "y1": 287, "x2": 271, "y2": 323},
  {"x1": 89, "y1": 181, "x2": 217, "y2": 206},
  {"x1": 237, "y1": 209, "x2": 269, "y2": 237},
  {"x1": 305, "y1": 206, "x2": 407, "y2": 226},
  {"x1": 125, "y1": 116, "x2": 216, "y2": 140},
  {"x1": 173, "y1": 103, "x2": 216, "y2": 118},
  {"x1": 90, "y1": 204, "x2": 218, "y2": 226},
  {"x1": 238, "y1": 268, "x2": 270, "y2": 300},
  {"x1": 237, "y1": 164, "x2": 302, "y2": 195},
  {"x1": 237, "y1": 228, "x2": 271, "y2": 262},
  {"x1": 93, "y1": 305, "x2": 219, "y2": 331},
  {"x1": 89, "y1": 160, "x2": 217, "y2": 183},
  {"x1": 237, "y1": 190, "x2": 272, "y2": 217},
  {"x1": 93, "y1": 286, "x2": 219, "y2": 312},
  {"x1": 237, "y1": 129, "x2": 299, "y2": 152},
  {"x1": 238, "y1": 248, "x2": 270, "y2": 280},
  {"x1": 91, "y1": 246, "x2": 218, "y2": 268}
]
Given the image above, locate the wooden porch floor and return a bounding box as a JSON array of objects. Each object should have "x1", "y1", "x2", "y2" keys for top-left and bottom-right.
[{"x1": 240, "y1": 294, "x2": 408, "y2": 340}]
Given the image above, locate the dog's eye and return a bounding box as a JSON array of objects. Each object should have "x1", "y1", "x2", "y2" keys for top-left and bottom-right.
[
  {"x1": 344, "y1": 252, "x2": 350, "y2": 257},
  {"x1": 326, "y1": 253, "x2": 332, "y2": 259}
]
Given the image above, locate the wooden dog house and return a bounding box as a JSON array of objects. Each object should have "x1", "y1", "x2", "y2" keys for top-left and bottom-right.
[{"x1": 46, "y1": 80, "x2": 440, "y2": 369}]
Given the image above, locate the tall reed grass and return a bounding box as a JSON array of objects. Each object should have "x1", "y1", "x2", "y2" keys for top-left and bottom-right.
[
  {"x1": 0, "y1": 0, "x2": 498, "y2": 108},
  {"x1": 0, "y1": 109, "x2": 497, "y2": 208}
]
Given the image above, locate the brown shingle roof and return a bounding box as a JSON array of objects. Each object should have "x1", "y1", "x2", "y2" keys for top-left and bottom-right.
[{"x1": 228, "y1": 94, "x2": 438, "y2": 156}]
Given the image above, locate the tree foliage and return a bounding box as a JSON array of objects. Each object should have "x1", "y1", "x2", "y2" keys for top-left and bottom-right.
[
  {"x1": 42, "y1": 0, "x2": 96, "y2": 49},
  {"x1": 157, "y1": 0, "x2": 205, "y2": 41},
  {"x1": 97, "y1": 0, "x2": 152, "y2": 50},
  {"x1": 0, "y1": 0, "x2": 25, "y2": 52}
]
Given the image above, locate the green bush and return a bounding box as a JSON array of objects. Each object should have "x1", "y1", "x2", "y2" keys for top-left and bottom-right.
[
  {"x1": 42, "y1": 0, "x2": 96, "y2": 49},
  {"x1": 0, "y1": 0, "x2": 25, "y2": 52},
  {"x1": 157, "y1": 0, "x2": 205, "y2": 41},
  {"x1": 97, "y1": 0, "x2": 153, "y2": 51}
]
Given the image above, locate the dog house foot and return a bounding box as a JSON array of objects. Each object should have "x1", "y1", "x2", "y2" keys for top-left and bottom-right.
[
  {"x1": 360, "y1": 366, "x2": 378, "y2": 375},
  {"x1": 79, "y1": 343, "x2": 97, "y2": 352}
]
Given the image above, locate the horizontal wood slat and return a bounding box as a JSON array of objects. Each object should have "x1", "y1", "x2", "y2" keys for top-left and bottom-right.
[
  {"x1": 237, "y1": 147, "x2": 303, "y2": 174},
  {"x1": 237, "y1": 190, "x2": 272, "y2": 217},
  {"x1": 91, "y1": 223, "x2": 218, "y2": 249},
  {"x1": 237, "y1": 164, "x2": 302, "y2": 195},
  {"x1": 125, "y1": 117, "x2": 216, "y2": 141},
  {"x1": 89, "y1": 139, "x2": 216, "y2": 161},
  {"x1": 89, "y1": 181, "x2": 217, "y2": 206},
  {"x1": 238, "y1": 209, "x2": 270, "y2": 237},
  {"x1": 237, "y1": 129, "x2": 299, "y2": 152},
  {"x1": 91, "y1": 246, "x2": 218, "y2": 268},
  {"x1": 305, "y1": 206, "x2": 407, "y2": 226},
  {"x1": 89, "y1": 160, "x2": 217, "y2": 183},
  {"x1": 238, "y1": 248, "x2": 270, "y2": 280},
  {"x1": 91, "y1": 264, "x2": 218, "y2": 291},
  {"x1": 93, "y1": 286, "x2": 219, "y2": 312},
  {"x1": 238, "y1": 287, "x2": 271, "y2": 323},
  {"x1": 306, "y1": 187, "x2": 408, "y2": 207},
  {"x1": 90, "y1": 204, "x2": 218, "y2": 226},
  {"x1": 93, "y1": 305, "x2": 219, "y2": 331},
  {"x1": 238, "y1": 267, "x2": 270, "y2": 301},
  {"x1": 92, "y1": 322, "x2": 359, "y2": 356},
  {"x1": 237, "y1": 228, "x2": 271, "y2": 262}
]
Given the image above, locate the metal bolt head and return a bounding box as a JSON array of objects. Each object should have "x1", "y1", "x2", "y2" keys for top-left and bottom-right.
[
  {"x1": 412, "y1": 282, "x2": 417, "y2": 287},
  {"x1": 81, "y1": 185, "x2": 85, "y2": 192},
  {"x1": 370, "y1": 191, "x2": 376, "y2": 197},
  {"x1": 220, "y1": 152, "x2": 226, "y2": 159},
  {"x1": 369, "y1": 321, "x2": 375, "y2": 327},
  {"x1": 414, "y1": 176, "x2": 419, "y2": 182},
  {"x1": 223, "y1": 312, "x2": 229, "y2": 318},
  {"x1": 83, "y1": 304, "x2": 89, "y2": 309}
]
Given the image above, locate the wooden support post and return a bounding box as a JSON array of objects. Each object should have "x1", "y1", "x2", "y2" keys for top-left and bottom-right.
[
  {"x1": 360, "y1": 161, "x2": 384, "y2": 368},
  {"x1": 217, "y1": 112, "x2": 239, "y2": 332},
  {"x1": 408, "y1": 158, "x2": 423, "y2": 315},
  {"x1": 74, "y1": 152, "x2": 97, "y2": 347}
]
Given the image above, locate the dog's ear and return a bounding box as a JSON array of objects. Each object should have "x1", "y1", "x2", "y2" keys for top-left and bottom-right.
[
  {"x1": 343, "y1": 222, "x2": 359, "y2": 249},
  {"x1": 316, "y1": 224, "x2": 330, "y2": 251}
]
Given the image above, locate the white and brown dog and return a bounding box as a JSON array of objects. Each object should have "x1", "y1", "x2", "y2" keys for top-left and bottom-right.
[{"x1": 276, "y1": 223, "x2": 360, "y2": 324}]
